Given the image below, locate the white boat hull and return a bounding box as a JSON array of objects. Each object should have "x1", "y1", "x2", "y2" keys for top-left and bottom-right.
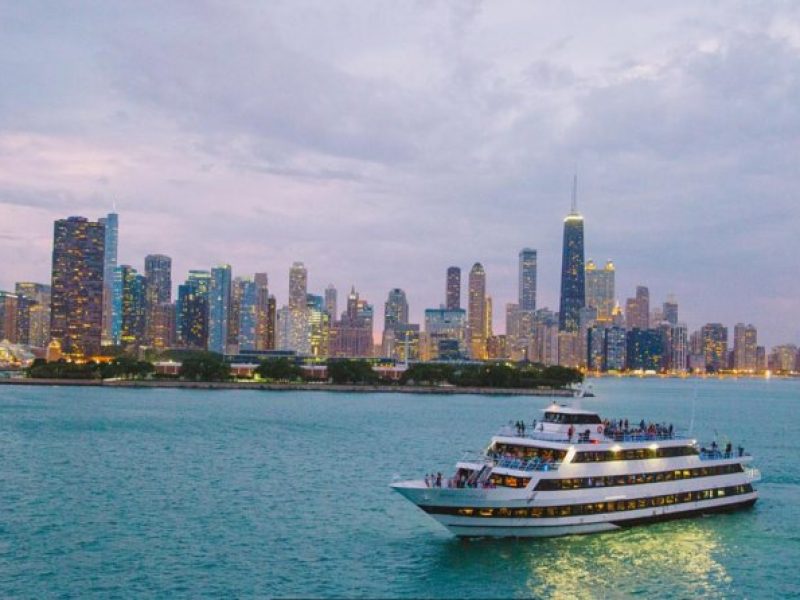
[{"x1": 392, "y1": 481, "x2": 757, "y2": 538}]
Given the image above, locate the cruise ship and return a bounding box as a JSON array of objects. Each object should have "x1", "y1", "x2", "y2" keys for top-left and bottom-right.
[{"x1": 391, "y1": 402, "x2": 760, "y2": 538}]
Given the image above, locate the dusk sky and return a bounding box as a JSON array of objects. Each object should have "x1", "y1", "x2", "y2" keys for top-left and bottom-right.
[{"x1": 1, "y1": 1, "x2": 799, "y2": 346}]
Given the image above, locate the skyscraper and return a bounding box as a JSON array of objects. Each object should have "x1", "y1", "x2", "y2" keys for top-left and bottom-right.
[
  {"x1": 701, "y1": 323, "x2": 728, "y2": 372},
  {"x1": 0, "y1": 291, "x2": 18, "y2": 343},
  {"x1": 324, "y1": 284, "x2": 337, "y2": 321},
  {"x1": 603, "y1": 326, "x2": 627, "y2": 371},
  {"x1": 558, "y1": 177, "x2": 585, "y2": 332},
  {"x1": 382, "y1": 288, "x2": 409, "y2": 357},
  {"x1": 144, "y1": 254, "x2": 172, "y2": 348},
  {"x1": 586, "y1": 326, "x2": 605, "y2": 371},
  {"x1": 446, "y1": 267, "x2": 461, "y2": 310},
  {"x1": 518, "y1": 249, "x2": 537, "y2": 311},
  {"x1": 208, "y1": 265, "x2": 232, "y2": 354},
  {"x1": 266, "y1": 295, "x2": 277, "y2": 350},
  {"x1": 289, "y1": 262, "x2": 307, "y2": 311},
  {"x1": 505, "y1": 303, "x2": 520, "y2": 340},
  {"x1": 237, "y1": 278, "x2": 258, "y2": 351},
  {"x1": 625, "y1": 328, "x2": 665, "y2": 371},
  {"x1": 424, "y1": 308, "x2": 467, "y2": 359},
  {"x1": 228, "y1": 277, "x2": 245, "y2": 349},
  {"x1": 625, "y1": 286, "x2": 650, "y2": 330},
  {"x1": 15, "y1": 282, "x2": 51, "y2": 347},
  {"x1": 529, "y1": 309, "x2": 559, "y2": 366},
  {"x1": 119, "y1": 265, "x2": 146, "y2": 347},
  {"x1": 98, "y1": 212, "x2": 118, "y2": 346},
  {"x1": 286, "y1": 262, "x2": 310, "y2": 354},
  {"x1": 329, "y1": 286, "x2": 373, "y2": 357},
  {"x1": 177, "y1": 270, "x2": 211, "y2": 349},
  {"x1": 467, "y1": 262, "x2": 488, "y2": 359},
  {"x1": 585, "y1": 260, "x2": 615, "y2": 322},
  {"x1": 383, "y1": 288, "x2": 409, "y2": 331},
  {"x1": 662, "y1": 296, "x2": 679, "y2": 326},
  {"x1": 733, "y1": 323, "x2": 757, "y2": 372},
  {"x1": 50, "y1": 216, "x2": 106, "y2": 357},
  {"x1": 276, "y1": 306, "x2": 292, "y2": 351},
  {"x1": 669, "y1": 323, "x2": 688, "y2": 372},
  {"x1": 254, "y1": 273, "x2": 271, "y2": 351},
  {"x1": 306, "y1": 293, "x2": 330, "y2": 358},
  {"x1": 769, "y1": 345, "x2": 798, "y2": 372}
]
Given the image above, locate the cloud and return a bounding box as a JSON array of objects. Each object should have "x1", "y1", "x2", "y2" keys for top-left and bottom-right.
[{"x1": 0, "y1": 2, "x2": 798, "y2": 346}]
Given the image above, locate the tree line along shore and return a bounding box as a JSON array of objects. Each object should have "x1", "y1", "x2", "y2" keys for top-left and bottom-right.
[{"x1": 11, "y1": 352, "x2": 583, "y2": 393}]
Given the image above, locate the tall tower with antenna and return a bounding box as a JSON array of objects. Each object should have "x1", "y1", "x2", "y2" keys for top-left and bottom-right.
[{"x1": 558, "y1": 174, "x2": 585, "y2": 332}]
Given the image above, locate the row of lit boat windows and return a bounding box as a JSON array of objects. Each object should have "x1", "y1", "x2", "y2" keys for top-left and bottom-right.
[
  {"x1": 534, "y1": 463, "x2": 745, "y2": 491},
  {"x1": 492, "y1": 444, "x2": 568, "y2": 461},
  {"x1": 573, "y1": 445, "x2": 699, "y2": 463},
  {"x1": 489, "y1": 474, "x2": 531, "y2": 488},
  {"x1": 422, "y1": 485, "x2": 754, "y2": 518}
]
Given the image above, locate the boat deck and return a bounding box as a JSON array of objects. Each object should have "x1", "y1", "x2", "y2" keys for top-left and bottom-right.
[{"x1": 496, "y1": 425, "x2": 687, "y2": 444}]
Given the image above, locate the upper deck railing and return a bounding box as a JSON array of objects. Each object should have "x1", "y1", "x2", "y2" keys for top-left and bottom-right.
[
  {"x1": 496, "y1": 425, "x2": 688, "y2": 444},
  {"x1": 699, "y1": 449, "x2": 751, "y2": 461},
  {"x1": 459, "y1": 451, "x2": 561, "y2": 472}
]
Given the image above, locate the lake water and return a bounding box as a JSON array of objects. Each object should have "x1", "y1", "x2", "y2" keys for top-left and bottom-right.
[{"x1": 0, "y1": 378, "x2": 798, "y2": 598}]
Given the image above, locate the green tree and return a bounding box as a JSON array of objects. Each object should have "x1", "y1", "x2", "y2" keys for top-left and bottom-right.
[
  {"x1": 178, "y1": 352, "x2": 231, "y2": 381},
  {"x1": 540, "y1": 365, "x2": 583, "y2": 387},
  {"x1": 400, "y1": 363, "x2": 454, "y2": 385},
  {"x1": 326, "y1": 359, "x2": 378, "y2": 384},
  {"x1": 255, "y1": 357, "x2": 303, "y2": 382},
  {"x1": 27, "y1": 358, "x2": 100, "y2": 379},
  {"x1": 483, "y1": 363, "x2": 519, "y2": 387},
  {"x1": 98, "y1": 356, "x2": 155, "y2": 379}
]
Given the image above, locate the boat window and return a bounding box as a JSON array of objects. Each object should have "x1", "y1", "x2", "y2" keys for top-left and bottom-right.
[
  {"x1": 534, "y1": 463, "x2": 746, "y2": 491},
  {"x1": 489, "y1": 474, "x2": 531, "y2": 488},
  {"x1": 491, "y1": 443, "x2": 568, "y2": 462},
  {"x1": 543, "y1": 411, "x2": 602, "y2": 425},
  {"x1": 422, "y1": 484, "x2": 755, "y2": 519},
  {"x1": 572, "y1": 445, "x2": 699, "y2": 463}
]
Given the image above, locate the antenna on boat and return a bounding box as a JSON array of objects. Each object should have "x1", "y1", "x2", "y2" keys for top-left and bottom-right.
[{"x1": 688, "y1": 384, "x2": 698, "y2": 437}]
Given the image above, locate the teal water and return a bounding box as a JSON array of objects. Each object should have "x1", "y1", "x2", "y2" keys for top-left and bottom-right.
[{"x1": 0, "y1": 378, "x2": 798, "y2": 598}]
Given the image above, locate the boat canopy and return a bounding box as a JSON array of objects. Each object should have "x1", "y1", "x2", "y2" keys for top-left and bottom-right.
[{"x1": 541, "y1": 403, "x2": 602, "y2": 425}]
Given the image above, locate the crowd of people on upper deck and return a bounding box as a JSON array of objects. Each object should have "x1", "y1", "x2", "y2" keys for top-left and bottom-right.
[{"x1": 603, "y1": 418, "x2": 674, "y2": 441}]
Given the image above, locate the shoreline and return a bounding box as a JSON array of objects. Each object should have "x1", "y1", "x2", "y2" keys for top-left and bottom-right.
[{"x1": 0, "y1": 378, "x2": 574, "y2": 396}]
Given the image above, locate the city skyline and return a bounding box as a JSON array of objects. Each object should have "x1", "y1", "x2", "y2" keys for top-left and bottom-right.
[
  {"x1": 1, "y1": 204, "x2": 796, "y2": 352},
  {"x1": 1, "y1": 3, "x2": 799, "y2": 347},
  {"x1": 3, "y1": 206, "x2": 792, "y2": 375}
]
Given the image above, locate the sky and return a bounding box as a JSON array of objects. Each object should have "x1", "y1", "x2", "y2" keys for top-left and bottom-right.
[{"x1": 1, "y1": 1, "x2": 799, "y2": 347}]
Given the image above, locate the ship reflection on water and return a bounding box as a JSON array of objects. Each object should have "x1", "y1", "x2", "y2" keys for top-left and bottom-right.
[
  {"x1": 525, "y1": 523, "x2": 732, "y2": 598},
  {"x1": 425, "y1": 520, "x2": 737, "y2": 598}
]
